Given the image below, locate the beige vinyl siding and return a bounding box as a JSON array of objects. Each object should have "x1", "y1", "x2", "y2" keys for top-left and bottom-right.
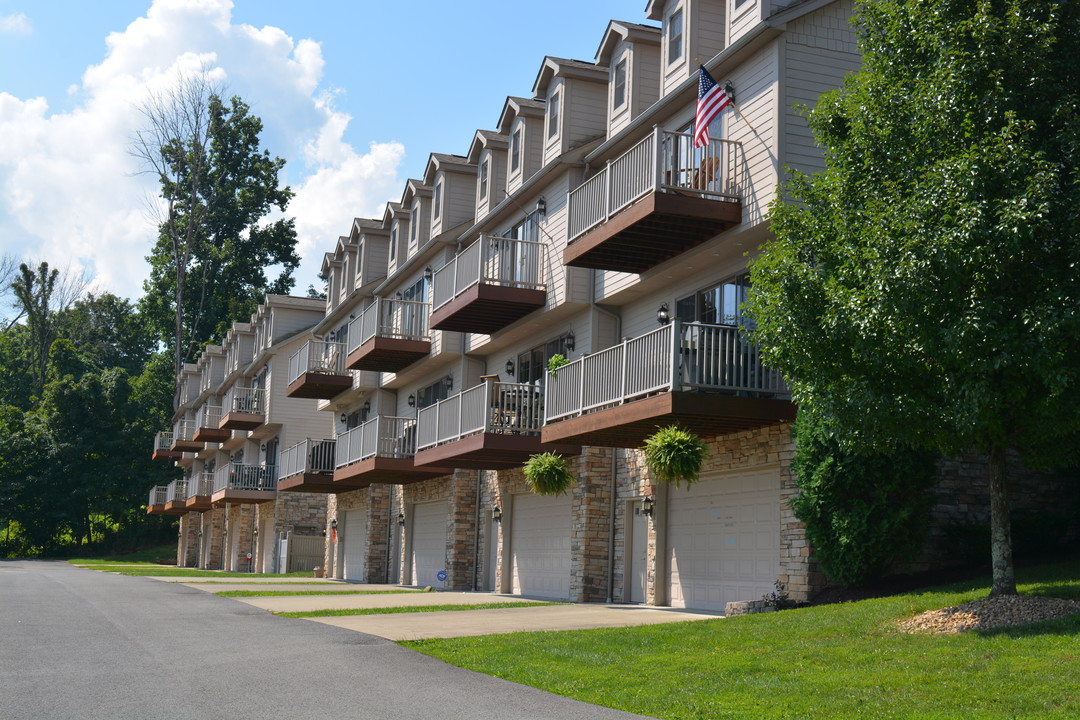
[
  {"x1": 477, "y1": 148, "x2": 508, "y2": 220},
  {"x1": 263, "y1": 338, "x2": 333, "y2": 445},
  {"x1": 445, "y1": 171, "x2": 476, "y2": 230},
  {"x1": 271, "y1": 307, "x2": 320, "y2": 343},
  {"x1": 782, "y1": 0, "x2": 859, "y2": 175},
  {"x1": 631, "y1": 42, "x2": 662, "y2": 122},
  {"x1": 693, "y1": 0, "x2": 728, "y2": 63},
  {"x1": 542, "y1": 79, "x2": 566, "y2": 167},
  {"x1": 726, "y1": 41, "x2": 780, "y2": 226},
  {"x1": 359, "y1": 233, "x2": 390, "y2": 289},
  {"x1": 728, "y1": 0, "x2": 760, "y2": 46},
  {"x1": 662, "y1": 0, "x2": 691, "y2": 96},
  {"x1": 609, "y1": 47, "x2": 632, "y2": 135},
  {"x1": 564, "y1": 79, "x2": 607, "y2": 155}
]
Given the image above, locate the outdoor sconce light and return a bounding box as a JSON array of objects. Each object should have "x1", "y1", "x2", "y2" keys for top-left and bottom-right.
[
  {"x1": 656, "y1": 303, "x2": 671, "y2": 326},
  {"x1": 642, "y1": 495, "x2": 655, "y2": 517},
  {"x1": 505, "y1": 360, "x2": 515, "y2": 376},
  {"x1": 424, "y1": 266, "x2": 433, "y2": 282},
  {"x1": 565, "y1": 331, "x2": 575, "y2": 352},
  {"x1": 330, "y1": 518, "x2": 338, "y2": 530},
  {"x1": 444, "y1": 375, "x2": 453, "y2": 391},
  {"x1": 492, "y1": 506, "x2": 503, "y2": 522},
  {"x1": 253, "y1": 528, "x2": 258, "y2": 537},
  {"x1": 339, "y1": 413, "x2": 347, "y2": 424},
  {"x1": 363, "y1": 400, "x2": 371, "y2": 413},
  {"x1": 535, "y1": 196, "x2": 547, "y2": 218},
  {"x1": 398, "y1": 513, "x2": 406, "y2": 527},
  {"x1": 407, "y1": 394, "x2": 416, "y2": 407},
  {"x1": 260, "y1": 444, "x2": 266, "y2": 452},
  {"x1": 725, "y1": 83, "x2": 735, "y2": 104}
]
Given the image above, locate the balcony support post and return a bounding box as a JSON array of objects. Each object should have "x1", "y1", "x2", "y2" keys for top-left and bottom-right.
[
  {"x1": 670, "y1": 319, "x2": 681, "y2": 391},
  {"x1": 652, "y1": 125, "x2": 664, "y2": 193}
]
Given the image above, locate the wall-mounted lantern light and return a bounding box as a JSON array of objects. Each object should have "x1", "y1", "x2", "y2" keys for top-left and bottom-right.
[
  {"x1": 330, "y1": 518, "x2": 338, "y2": 530},
  {"x1": 407, "y1": 394, "x2": 416, "y2": 407},
  {"x1": 656, "y1": 303, "x2": 671, "y2": 326},
  {"x1": 492, "y1": 506, "x2": 503, "y2": 522},
  {"x1": 505, "y1": 360, "x2": 515, "y2": 376},
  {"x1": 535, "y1": 197, "x2": 547, "y2": 218},
  {"x1": 397, "y1": 513, "x2": 406, "y2": 527},
  {"x1": 339, "y1": 413, "x2": 347, "y2": 424},
  {"x1": 642, "y1": 495, "x2": 655, "y2": 517},
  {"x1": 424, "y1": 266, "x2": 433, "y2": 282},
  {"x1": 565, "y1": 331, "x2": 575, "y2": 352}
]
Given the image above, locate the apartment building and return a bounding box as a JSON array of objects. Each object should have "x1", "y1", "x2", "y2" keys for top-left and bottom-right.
[{"x1": 149, "y1": 295, "x2": 332, "y2": 574}]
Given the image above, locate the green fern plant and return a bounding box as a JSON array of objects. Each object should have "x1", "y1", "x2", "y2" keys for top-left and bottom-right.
[
  {"x1": 547, "y1": 353, "x2": 569, "y2": 378},
  {"x1": 523, "y1": 452, "x2": 574, "y2": 496},
  {"x1": 643, "y1": 425, "x2": 707, "y2": 488}
]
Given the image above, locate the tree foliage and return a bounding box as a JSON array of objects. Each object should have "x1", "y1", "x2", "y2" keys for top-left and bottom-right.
[
  {"x1": 135, "y1": 75, "x2": 299, "y2": 375},
  {"x1": 749, "y1": 0, "x2": 1080, "y2": 595}
]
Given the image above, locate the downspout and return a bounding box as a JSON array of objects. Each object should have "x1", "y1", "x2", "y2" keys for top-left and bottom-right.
[{"x1": 606, "y1": 447, "x2": 618, "y2": 603}]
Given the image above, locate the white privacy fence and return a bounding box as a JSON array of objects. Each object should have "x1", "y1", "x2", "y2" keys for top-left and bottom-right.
[
  {"x1": 278, "y1": 532, "x2": 324, "y2": 574},
  {"x1": 288, "y1": 340, "x2": 347, "y2": 385},
  {"x1": 417, "y1": 381, "x2": 544, "y2": 451},
  {"x1": 567, "y1": 129, "x2": 742, "y2": 242},
  {"x1": 212, "y1": 463, "x2": 277, "y2": 493},
  {"x1": 431, "y1": 235, "x2": 546, "y2": 312},
  {"x1": 336, "y1": 416, "x2": 418, "y2": 467},
  {"x1": 545, "y1": 321, "x2": 787, "y2": 422},
  {"x1": 148, "y1": 486, "x2": 168, "y2": 506},
  {"x1": 223, "y1": 385, "x2": 265, "y2": 415},
  {"x1": 346, "y1": 299, "x2": 429, "y2": 355},
  {"x1": 279, "y1": 438, "x2": 337, "y2": 479}
]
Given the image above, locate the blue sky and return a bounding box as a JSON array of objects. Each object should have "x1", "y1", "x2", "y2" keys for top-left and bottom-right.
[{"x1": 0, "y1": 0, "x2": 648, "y2": 300}]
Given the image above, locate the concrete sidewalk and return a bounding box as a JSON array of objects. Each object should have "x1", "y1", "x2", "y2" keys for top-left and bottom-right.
[
  {"x1": 181, "y1": 581, "x2": 402, "y2": 593},
  {"x1": 235, "y1": 590, "x2": 545, "y2": 613},
  {"x1": 145, "y1": 576, "x2": 344, "y2": 584},
  {"x1": 306, "y1": 603, "x2": 722, "y2": 641}
]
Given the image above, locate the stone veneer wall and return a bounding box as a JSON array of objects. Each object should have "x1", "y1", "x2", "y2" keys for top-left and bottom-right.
[
  {"x1": 223, "y1": 504, "x2": 256, "y2": 572},
  {"x1": 399, "y1": 470, "x2": 478, "y2": 591},
  {"x1": 199, "y1": 507, "x2": 225, "y2": 569},
  {"x1": 177, "y1": 514, "x2": 200, "y2": 567},
  {"x1": 325, "y1": 485, "x2": 392, "y2": 583}
]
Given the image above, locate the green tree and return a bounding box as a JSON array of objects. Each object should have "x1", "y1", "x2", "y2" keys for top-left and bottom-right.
[
  {"x1": 55, "y1": 293, "x2": 154, "y2": 375},
  {"x1": 134, "y1": 75, "x2": 299, "y2": 376},
  {"x1": 749, "y1": 0, "x2": 1080, "y2": 596},
  {"x1": 11, "y1": 261, "x2": 58, "y2": 396}
]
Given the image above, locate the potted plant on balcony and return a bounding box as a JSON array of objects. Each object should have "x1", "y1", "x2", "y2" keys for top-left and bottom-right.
[
  {"x1": 547, "y1": 353, "x2": 569, "y2": 378},
  {"x1": 523, "y1": 452, "x2": 574, "y2": 496},
  {"x1": 643, "y1": 425, "x2": 707, "y2": 488}
]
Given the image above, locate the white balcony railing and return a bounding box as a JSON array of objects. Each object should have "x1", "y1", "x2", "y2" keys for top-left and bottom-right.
[
  {"x1": 346, "y1": 299, "x2": 429, "y2": 355},
  {"x1": 417, "y1": 381, "x2": 544, "y2": 451},
  {"x1": 192, "y1": 471, "x2": 213, "y2": 497},
  {"x1": 148, "y1": 486, "x2": 168, "y2": 506},
  {"x1": 165, "y1": 478, "x2": 188, "y2": 504},
  {"x1": 335, "y1": 416, "x2": 419, "y2": 468},
  {"x1": 213, "y1": 463, "x2": 277, "y2": 493},
  {"x1": 567, "y1": 129, "x2": 742, "y2": 243},
  {"x1": 287, "y1": 340, "x2": 347, "y2": 386},
  {"x1": 223, "y1": 385, "x2": 265, "y2": 415},
  {"x1": 172, "y1": 418, "x2": 198, "y2": 442},
  {"x1": 544, "y1": 320, "x2": 787, "y2": 423},
  {"x1": 279, "y1": 438, "x2": 337, "y2": 479},
  {"x1": 197, "y1": 403, "x2": 222, "y2": 430},
  {"x1": 154, "y1": 431, "x2": 174, "y2": 452},
  {"x1": 431, "y1": 235, "x2": 546, "y2": 312}
]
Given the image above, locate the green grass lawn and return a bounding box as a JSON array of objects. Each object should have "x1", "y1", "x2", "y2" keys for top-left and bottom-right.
[
  {"x1": 403, "y1": 561, "x2": 1080, "y2": 720},
  {"x1": 216, "y1": 589, "x2": 423, "y2": 598},
  {"x1": 66, "y1": 545, "x2": 178, "y2": 564},
  {"x1": 279, "y1": 601, "x2": 563, "y2": 619}
]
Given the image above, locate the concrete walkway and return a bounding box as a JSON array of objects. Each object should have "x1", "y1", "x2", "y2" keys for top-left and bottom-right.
[
  {"x1": 181, "y1": 580, "x2": 398, "y2": 593},
  {"x1": 234, "y1": 590, "x2": 545, "y2": 613}
]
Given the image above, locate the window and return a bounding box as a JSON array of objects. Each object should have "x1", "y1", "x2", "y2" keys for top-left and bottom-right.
[
  {"x1": 516, "y1": 334, "x2": 573, "y2": 386},
  {"x1": 510, "y1": 128, "x2": 521, "y2": 172},
  {"x1": 668, "y1": 8, "x2": 684, "y2": 64},
  {"x1": 675, "y1": 273, "x2": 752, "y2": 327},
  {"x1": 547, "y1": 92, "x2": 560, "y2": 139},
  {"x1": 389, "y1": 225, "x2": 397, "y2": 262},
  {"x1": 479, "y1": 157, "x2": 489, "y2": 199},
  {"x1": 409, "y1": 205, "x2": 418, "y2": 245},
  {"x1": 613, "y1": 58, "x2": 627, "y2": 109},
  {"x1": 433, "y1": 180, "x2": 442, "y2": 220},
  {"x1": 416, "y1": 377, "x2": 450, "y2": 409},
  {"x1": 735, "y1": 0, "x2": 752, "y2": 8}
]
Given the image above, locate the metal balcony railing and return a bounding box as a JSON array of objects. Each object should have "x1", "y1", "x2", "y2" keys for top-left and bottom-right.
[
  {"x1": 154, "y1": 431, "x2": 174, "y2": 452},
  {"x1": 172, "y1": 418, "x2": 198, "y2": 442},
  {"x1": 165, "y1": 479, "x2": 188, "y2": 504},
  {"x1": 288, "y1": 340, "x2": 347, "y2": 385},
  {"x1": 197, "y1": 403, "x2": 222, "y2": 429},
  {"x1": 335, "y1": 416, "x2": 419, "y2": 468},
  {"x1": 223, "y1": 385, "x2": 265, "y2": 415},
  {"x1": 431, "y1": 235, "x2": 546, "y2": 312},
  {"x1": 567, "y1": 129, "x2": 742, "y2": 243},
  {"x1": 213, "y1": 463, "x2": 277, "y2": 493},
  {"x1": 148, "y1": 486, "x2": 168, "y2": 506},
  {"x1": 192, "y1": 471, "x2": 213, "y2": 497},
  {"x1": 544, "y1": 320, "x2": 787, "y2": 423},
  {"x1": 279, "y1": 439, "x2": 337, "y2": 479},
  {"x1": 346, "y1": 298, "x2": 430, "y2": 355},
  {"x1": 416, "y1": 381, "x2": 544, "y2": 451}
]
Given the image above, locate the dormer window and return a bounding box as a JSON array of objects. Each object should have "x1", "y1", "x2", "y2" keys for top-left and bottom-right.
[
  {"x1": 613, "y1": 58, "x2": 627, "y2": 109},
  {"x1": 510, "y1": 128, "x2": 521, "y2": 172},
  {"x1": 547, "y1": 92, "x2": 560, "y2": 139},
  {"x1": 390, "y1": 225, "x2": 398, "y2": 262},
  {"x1": 433, "y1": 180, "x2": 442, "y2": 220},
  {"x1": 479, "y1": 157, "x2": 489, "y2": 199},
  {"x1": 668, "y1": 8, "x2": 684, "y2": 64}
]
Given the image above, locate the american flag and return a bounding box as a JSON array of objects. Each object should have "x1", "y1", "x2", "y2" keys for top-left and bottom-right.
[{"x1": 694, "y1": 65, "x2": 730, "y2": 147}]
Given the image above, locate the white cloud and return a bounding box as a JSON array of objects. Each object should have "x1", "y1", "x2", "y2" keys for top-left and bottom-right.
[
  {"x1": 0, "y1": 13, "x2": 31, "y2": 35},
  {"x1": 0, "y1": 0, "x2": 403, "y2": 300}
]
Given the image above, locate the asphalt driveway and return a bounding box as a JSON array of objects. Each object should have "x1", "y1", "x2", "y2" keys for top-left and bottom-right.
[{"x1": 0, "y1": 560, "x2": 654, "y2": 720}]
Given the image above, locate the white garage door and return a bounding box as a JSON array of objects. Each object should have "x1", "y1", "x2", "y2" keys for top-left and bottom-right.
[
  {"x1": 667, "y1": 468, "x2": 780, "y2": 612},
  {"x1": 411, "y1": 500, "x2": 447, "y2": 588},
  {"x1": 511, "y1": 493, "x2": 571, "y2": 600},
  {"x1": 342, "y1": 508, "x2": 367, "y2": 582}
]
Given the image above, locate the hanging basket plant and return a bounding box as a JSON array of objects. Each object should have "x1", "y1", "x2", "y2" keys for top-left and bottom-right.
[
  {"x1": 643, "y1": 425, "x2": 707, "y2": 489},
  {"x1": 523, "y1": 452, "x2": 574, "y2": 496}
]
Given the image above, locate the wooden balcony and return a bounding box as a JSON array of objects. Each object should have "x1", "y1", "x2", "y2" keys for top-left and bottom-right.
[
  {"x1": 152, "y1": 432, "x2": 183, "y2": 462},
  {"x1": 428, "y1": 236, "x2": 547, "y2": 334},
  {"x1": 345, "y1": 299, "x2": 430, "y2": 373},
  {"x1": 333, "y1": 416, "x2": 451, "y2": 486},
  {"x1": 565, "y1": 130, "x2": 742, "y2": 274},
  {"x1": 541, "y1": 321, "x2": 794, "y2": 448},
  {"x1": 414, "y1": 381, "x2": 579, "y2": 470},
  {"x1": 211, "y1": 464, "x2": 276, "y2": 505},
  {"x1": 286, "y1": 340, "x2": 352, "y2": 399},
  {"x1": 184, "y1": 474, "x2": 213, "y2": 511},
  {"x1": 193, "y1": 404, "x2": 230, "y2": 443},
  {"x1": 277, "y1": 439, "x2": 342, "y2": 493},
  {"x1": 219, "y1": 386, "x2": 265, "y2": 431},
  {"x1": 170, "y1": 420, "x2": 204, "y2": 453}
]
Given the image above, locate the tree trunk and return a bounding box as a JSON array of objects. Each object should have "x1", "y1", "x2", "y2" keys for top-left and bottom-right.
[{"x1": 987, "y1": 443, "x2": 1017, "y2": 596}]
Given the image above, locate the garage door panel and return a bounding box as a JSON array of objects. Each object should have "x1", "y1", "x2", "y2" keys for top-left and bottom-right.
[
  {"x1": 343, "y1": 509, "x2": 367, "y2": 582},
  {"x1": 511, "y1": 493, "x2": 571, "y2": 600},
  {"x1": 411, "y1": 501, "x2": 447, "y2": 588}
]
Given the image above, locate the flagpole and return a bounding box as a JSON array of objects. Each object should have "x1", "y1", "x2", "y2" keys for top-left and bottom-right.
[{"x1": 726, "y1": 99, "x2": 759, "y2": 136}]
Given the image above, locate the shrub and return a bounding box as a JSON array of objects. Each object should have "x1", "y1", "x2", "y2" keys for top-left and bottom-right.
[
  {"x1": 523, "y1": 452, "x2": 574, "y2": 496},
  {"x1": 791, "y1": 412, "x2": 937, "y2": 587},
  {"x1": 643, "y1": 425, "x2": 707, "y2": 489}
]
